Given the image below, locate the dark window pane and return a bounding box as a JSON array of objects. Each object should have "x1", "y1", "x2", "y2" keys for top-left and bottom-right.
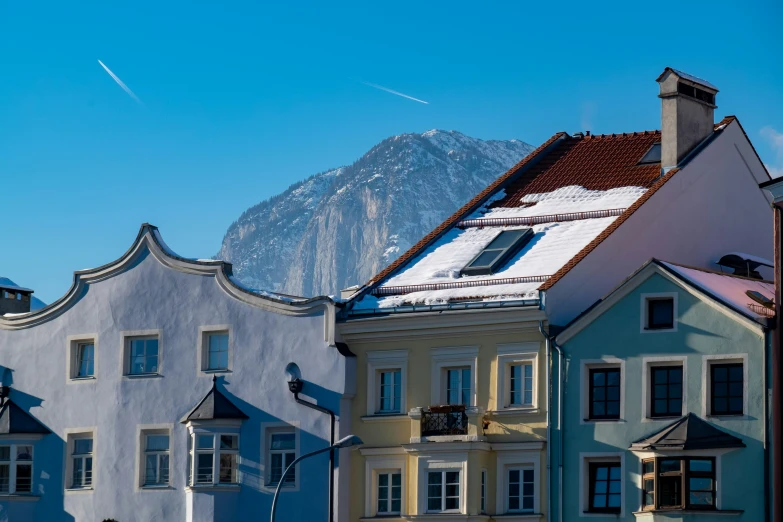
[
  {"x1": 590, "y1": 369, "x2": 621, "y2": 420},
  {"x1": 607, "y1": 371, "x2": 620, "y2": 386},
  {"x1": 690, "y1": 492, "x2": 714, "y2": 506},
  {"x1": 643, "y1": 461, "x2": 654, "y2": 474},
  {"x1": 593, "y1": 372, "x2": 605, "y2": 386},
  {"x1": 689, "y1": 460, "x2": 712, "y2": 472},
  {"x1": 659, "y1": 476, "x2": 682, "y2": 508},
  {"x1": 659, "y1": 460, "x2": 680, "y2": 473},
  {"x1": 649, "y1": 299, "x2": 674, "y2": 328}
]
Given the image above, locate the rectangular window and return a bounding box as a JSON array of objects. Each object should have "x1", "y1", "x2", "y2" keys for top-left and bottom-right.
[
  {"x1": 650, "y1": 366, "x2": 682, "y2": 417},
  {"x1": 206, "y1": 333, "x2": 229, "y2": 371},
  {"x1": 508, "y1": 468, "x2": 534, "y2": 512},
  {"x1": 76, "y1": 343, "x2": 95, "y2": 378},
  {"x1": 143, "y1": 434, "x2": 170, "y2": 487},
  {"x1": 446, "y1": 368, "x2": 471, "y2": 406},
  {"x1": 191, "y1": 432, "x2": 239, "y2": 486},
  {"x1": 71, "y1": 438, "x2": 93, "y2": 488},
  {"x1": 642, "y1": 457, "x2": 715, "y2": 510},
  {"x1": 480, "y1": 469, "x2": 486, "y2": 513},
  {"x1": 0, "y1": 445, "x2": 33, "y2": 495},
  {"x1": 427, "y1": 471, "x2": 460, "y2": 512},
  {"x1": 378, "y1": 370, "x2": 401, "y2": 413},
  {"x1": 269, "y1": 431, "x2": 296, "y2": 486},
  {"x1": 509, "y1": 363, "x2": 533, "y2": 406},
  {"x1": 218, "y1": 435, "x2": 238, "y2": 484},
  {"x1": 588, "y1": 463, "x2": 621, "y2": 513},
  {"x1": 377, "y1": 471, "x2": 401, "y2": 515},
  {"x1": 195, "y1": 435, "x2": 214, "y2": 484},
  {"x1": 589, "y1": 368, "x2": 621, "y2": 420},
  {"x1": 711, "y1": 363, "x2": 743, "y2": 416},
  {"x1": 461, "y1": 228, "x2": 534, "y2": 276},
  {"x1": 128, "y1": 337, "x2": 159, "y2": 375},
  {"x1": 647, "y1": 298, "x2": 674, "y2": 330}
]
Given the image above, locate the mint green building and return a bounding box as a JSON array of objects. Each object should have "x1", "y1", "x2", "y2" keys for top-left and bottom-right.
[{"x1": 554, "y1": 259, "x2": 774, "y2": 521}]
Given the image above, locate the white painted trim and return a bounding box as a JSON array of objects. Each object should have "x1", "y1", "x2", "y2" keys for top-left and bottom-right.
[
  {"x1": 496, "y1": 450, "x2": 542, "y2": 516},
  {"x1": 431, "y1": 346, "x2": 479, "y2": 407},
  {"x1": 135, "y1": 424, "x2": 174, "y2": 490},
  {"x1": 364, "y1": 453, "x2": 407, "y2": 518},
  {"x1": 579, "y1": 359, "x2": 625, "y2": 424},
  {"x1": 416, "y1": 451, "x2": 469, "y2": 515},
  {"x1": 196, "y1": 325, "x2": 233, "y2": 377},
  {"x1": 359, "y1": 447, "x2": 408, "y2": 457},
  {"x1": 260, "y1": 421, "x2": 301, "y2": 492},
  {"x1": 496, "y1": 343, "x2": 540, "y2": 412},
  {"x1": 701, "y1": 354, "x2": 750, "y2": 419},
  {"x1": 63, "y1": 427, "x2": 97, "y2": 493},
  {"x1": 65, "y1": 334, "x2": 98, "y2": 384},
  {"x1": 578, "y1": 452, "x2": 625, "y2": 518},
  {"x1": 640, "y1": 356, "x2": 687, "y2": 422},
  {"x1": 366, "y1": 349, "x2": 408, "y2": 416},
  {"x1": 640, "y1": 292, "x2": 678, "y2": 334},
  {"x1": 120, "y1": 329, "x2": 163, "y2": 378}
]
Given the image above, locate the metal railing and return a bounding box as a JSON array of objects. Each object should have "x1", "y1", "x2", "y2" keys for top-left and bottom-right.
[
  {"x1": 421, "y1": 405, "x2": 468, "y2": 436},
  {"x1": 456, "y1": 208, "x2": 627, "y2": 229}
]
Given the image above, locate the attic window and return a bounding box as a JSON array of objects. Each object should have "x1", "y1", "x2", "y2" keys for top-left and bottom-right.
[
  {"x1": 638, "y1": 143, "x2": 662, "y2": 165},
  {"x1": 676, "y1": 82, "x2": 715, "y2": 105},
  {"x1": 461, "y1": 229, "x2": 534, "y2": 277}
]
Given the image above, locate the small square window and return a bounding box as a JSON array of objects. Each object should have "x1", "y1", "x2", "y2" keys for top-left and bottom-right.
[
  {"x1": 647, "y1": 299, "x2": 674, "y2": 330},
  {"x1": 128, "y1": 337, "x2": 159, "y2": 375}
]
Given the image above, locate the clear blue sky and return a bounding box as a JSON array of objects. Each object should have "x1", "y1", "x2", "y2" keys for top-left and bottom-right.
[{"x1": 2, "y1": 0, "x2": 782, "y2": 303}]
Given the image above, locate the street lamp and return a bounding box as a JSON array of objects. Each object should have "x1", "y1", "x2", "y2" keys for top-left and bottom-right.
[{"x1": 269, "y1": 435, "x2": 363, "y2": 522}]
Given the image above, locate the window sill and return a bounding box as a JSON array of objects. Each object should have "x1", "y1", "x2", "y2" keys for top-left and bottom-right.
[
  {"x1": 65, "y1": 487, "x2": 93, "y2": 494},
  {"x1": 69, "y1": 376, "x2": 96, "y2": 382},
  {"x1": 492, "y1": 514, "x2": 543, "y2": 520},
  {"x1": 0, "y1": 494, "x2": 40, "y2": 502},
  {"x1": 707, "y1": 414, "x2": 746, "y2": 420},
  {"x1": 123, "y1": 373, "x2": 162, "y2": 379},
  {"x1": 186, "y1": 484, "x2": 240, "y2": 492},
  {"x1": 583, "y1": 418, "x2": 625, "y2": 423},
  {"x1": 633, "y1": 509, "x2": 743, "y2": 517},
  {"x1": 140, "y1": 485, "x2": 174, "y2": 491},
  {"x1": 488, "y1": 408, "x2": 540, "y2": 416},
  {"x1": 202, "y1": 369, "x2": 232, "y2": 374},
  {"x1": 361, "y1": 414, "x2": 409, "y2": 423}
]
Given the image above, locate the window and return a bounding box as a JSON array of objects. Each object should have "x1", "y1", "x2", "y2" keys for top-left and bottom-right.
[
  {"x1": 427, "y1": 471, "x2": 460, "y2": 513},
  {"x1": 638, "y1": 142, "x2": 662, "y2": 165},
  {"x1": 206, "y1": 333, "x2": 229, "y2": 371},
  {"x1": 68, "y1": 335, "x2": 98, "y2": 382},
  {"x1": 642, "y1": 457, "x2": 716, "y2": 510},
  {"x1": 711, "y1": 364, "x2": 743, "y2": 416},
  {"x1": 461, "y1": 228, "x2": 534, "y2": 276},
  {"x1": 191, "y1": 433, "x2": 239, "y2": 486},
  {"x1": 143, "y1": 434, "x2": 170, "y2": 487},
  {"x1": 269, "y1": 431, "x2": 296, "y2": 487},
  {"x1": 648, "y1": 299, "x2": 674, "y2": 329},
  {"x1": 496, "y1": 344, "x2": 539, "y2": 411},
  {"x1": 71, "y1": 438, "x2": 93, "y2": 489},
  {"x1": 507, "y1": 468, "x2": 534, "y2": 512},
  {"x1": 480, "y1": 469, "x2": 486, "y2": 513},
  {"x1": 76, "y1": 343, "x2": 95, "y2": 378},
  {"x1": 377, "y1": 471, "x2": 401, "y2": 515},
  {"x1": 128, "y1": 336, "x2": 159, "y2": 375},
  {"x1": 650, "y1": 366, "x2": 683, "y2": 418},
  {"x1": 509, "y1": 363, "x2": 533, "y2": 406},
  {"x1": 589, "y1": 368, "x2": 621, "y2": 420},
  {"x1": 378, "y1": 370, "x2": 401, "y2": 413},
  {"x1": 588, "y1": 463, "x2": 621, "y2": 513},
  {"x1": 446, "y1": 367, "x2": 471, "y2": 405},
  {"x1": 0, "y1": 445, "x2": 33, "y2": 495}
]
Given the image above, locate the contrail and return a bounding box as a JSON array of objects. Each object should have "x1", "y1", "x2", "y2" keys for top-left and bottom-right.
[
  {"x1": 97, "y1": 60, "x2": 144, "y2": 106},
  {"x1": 361, "y1": 81, "x2": 429, "y2": 105}
]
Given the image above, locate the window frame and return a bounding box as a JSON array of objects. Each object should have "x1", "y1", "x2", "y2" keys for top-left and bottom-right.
[
  {"x1": 496, "y1": 343, "x2": 539, "y2": 412},
  {"x1": 137, "y1": 426, "x2": 172, "y2": 489},
  {"x1": 580, "y1": 453, "x2": 624, "y2": 517},
  {"x1": 587, "y1": 462, "x2": 622, "y2": 514},
  {"x1": 121, "y1": 330, "x2": 162, "y2": 378},
  {"x1": 444, "y1": 366, "x2": 472, "y2": 406},
  {"x1": 431, "y1": 346, "x2": 478, "y2": 408},
  {"x1": 67, "y1": 432, "x2": 95, "y2": 491},
  {"x1": 506, "y1": 466, "x2": 535, "y2": 513},
  {"x1": 267, "y1": 429, "x2": 296, "y2": 488},
  {"x1": 198, "y1": 325, "x2": 233, "y2": 376},
  {"x1": 640, "y1": 293, "x2": 678, "y2": 333},
  {"x1": 640, "y1": 457, "x2": 717, "y2": 511},
  {"x1": 702, "y1": 355, "x2": 748, "y2": 418},
  {"x1": 67, "y1": 334, "x2": 99, "y2": 383},
  {"x1": 588, "y1": 368, "x2": 622, "y2": 421},
  {"x1": 496, "y1": 449, "x2": 540, "y2": 515},
  {"x1": 262, "y1": 423, "x2": 300, "y2": 492},
  {"x1": 650, "y1": 365, "x2": 684, "y2": 418},
  {"x1": 376, "y1": 470, "x2": 402, "y2": 515},
  {"x1": 461, "y1": 228, "x2": 534, "y2": 276},
  {"x1": 188, "y1": 430, "x2": 240, "y2": 487},
  {"x1": 0, "y1": 444, "x2": 34, "y2": 495},
  {"x1": 426, "y1": 470, "x2": 461, "y2": 513},
  {"x1": 710, "y1": 363, "x2": 744, "y2": 417},
  {"x1": 641, "y1": 357, "x2": 687, "y2": 421},
  {"x1": 362, "y1": 450, "x2": 407, "y2": 518},
  {"x1": 366, "y1": 350, "x2": 408, "y2": 417},
  {"x1": 377, "y1": 369, "x2": 402, "y2": 414},
  {"x1": 480, "y1": 468, "x2": 487, "y2": 514},
  {"x1": 581, "y1": 360, "x2": 625, "y2": 424}
]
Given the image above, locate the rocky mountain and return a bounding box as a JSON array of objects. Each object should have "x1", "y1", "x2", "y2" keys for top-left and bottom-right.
[{"x1": 217, "y1": 130, "x2": 535, "y2": 298}]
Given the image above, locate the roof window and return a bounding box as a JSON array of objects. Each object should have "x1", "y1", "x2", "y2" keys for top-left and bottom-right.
[
  {"x1": 461, "y1": 229, "x2": 533, "y2": 277},
  {"x1": 677, "y1": 82, "x2": 716, "y2": 105},
  {"x1": 638, "y1": 143, "x2": 662, "y2": 165}
]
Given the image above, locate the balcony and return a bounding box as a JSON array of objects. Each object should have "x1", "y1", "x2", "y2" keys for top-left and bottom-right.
[{"x1": 408, "y1": 405, "x2": 485, "y2": 443}]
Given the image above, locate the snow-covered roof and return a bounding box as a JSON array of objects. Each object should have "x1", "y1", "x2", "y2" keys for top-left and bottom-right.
[{"x1": 662, "y1": 261, "x2": 774, "y2": 321}]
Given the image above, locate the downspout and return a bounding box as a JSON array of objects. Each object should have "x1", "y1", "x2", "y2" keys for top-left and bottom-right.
[
  {"x1": 765, "y1": 326, "x2": 772, "y2": 522},
  {"x1": 539, "y1": 321, "x2": 564, "y2": 522},
  {"x1": 293, "y1": 391, "x2": 336, "y2": 522},
  {"x1": 540, "y1": 321, "x2": 552, "y2": 522},
  {"x1": 773, "y1": 202, "x2": 783, "y2": 522}
]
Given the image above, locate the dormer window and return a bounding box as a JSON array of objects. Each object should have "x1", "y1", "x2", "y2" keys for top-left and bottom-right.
[{"x1": 461, "y1": 229, "x2": 534, "y2": 277}]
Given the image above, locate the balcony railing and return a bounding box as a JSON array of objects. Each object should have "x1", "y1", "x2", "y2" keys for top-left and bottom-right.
[{"x1": 421, "y1": 405, "x2": 468, "y2": 436}]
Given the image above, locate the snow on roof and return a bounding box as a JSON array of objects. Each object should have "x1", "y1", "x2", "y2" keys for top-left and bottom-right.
[
  {"x1": 717, "y1": 252, "x2": 773, "y2": 268},
  {"x1": 662, "y1": 262, "x2": 774, "y2": 321},
  {"x1": 0, "y1": 278, "x2": 33, "y2": 293}
]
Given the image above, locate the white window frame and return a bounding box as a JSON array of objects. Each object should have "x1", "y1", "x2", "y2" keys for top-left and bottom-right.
[
  {"x1": 640, "y1": 292, "x2": 678, "y2": 333},
  {"x1": 66, "y1": 334, "x2": 98, "y2": 383},
  {"x1": 361, "y1": 448, "x2": 407, "y2": 518},
  {"x1": 416, "y1": 451, "x2": 467, "y2": 515},
  {"x1": 641, "y1": 356, "x2": 687, "y2": 422},
  {"x1": 366, "y1": 350, "x2": 408, "y2": 417},
  {"x1": 480, "y1": 468, "x2": 487, "y2": 513},
  {"x1": 266, "y1": 427, "x2": 297, "y2": 488},
  {"x1": 426, "y1": 470, "x2": 462, "y2": 513},
  {"x1": 496, "y1": 450, "x2": 540, "y2": 515},
  {"x1": 496, "y1": 343, "x2": 539, "y2": 412},
  {"x1": 197, "y1": 325, "x2": 233, "y2": 376},
  {"x1": 187, "y1": 425, "x2": 241, "y2": 488},
  {"x1": 121, "y1": 330, "x2": 162, "y2": 378},
  {"x1": 136, "y1": 425, "x2": 173, "y2": 490},
  {"x1": 579, "y1": 452, "x2": 625, "y2": 518},
  {"x1": 0, "y1": 443, "x2": 35, "y2": 495},
  {"x1": 702, "y1": 354, "x2": 749, "y2": 419},
  {"x1": 444, "y1": 366, "x2": 472, "y2": 406},
  {"x1": 580, "y1": 359, "x2": 626, "y2": 424},
  {"x1": 431, "y1": 346, "x2": 478, "y2": 407},
  {"x1": 261, "y1": 422, "x2": 300, "y2": 492},
  {"x1": 64, "y1": 429, "x2": 96, "y2": 492},
  {"x1": 376, "y1": 470, "x2": 403, "y2": 515}
]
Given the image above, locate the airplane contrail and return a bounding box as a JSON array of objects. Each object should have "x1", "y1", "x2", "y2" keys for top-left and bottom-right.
[
  {"x1": 97, "y1": 60, "x2": 144, "y2": 106},
  {"x1": 361, "y1": 81, "x2": 429, "y2": 105}
]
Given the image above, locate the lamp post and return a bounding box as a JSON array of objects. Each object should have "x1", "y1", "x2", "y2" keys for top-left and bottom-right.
[{"x1": 269, "y1": 435, "x2": 363, "y2": 522}]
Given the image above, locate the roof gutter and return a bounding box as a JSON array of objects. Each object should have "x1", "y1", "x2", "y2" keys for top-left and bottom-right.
[{"x1": 539, "y1": 321, "x2": 564, "y2": 522}]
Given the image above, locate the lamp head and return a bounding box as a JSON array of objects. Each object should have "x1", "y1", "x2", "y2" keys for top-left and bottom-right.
[
  {"x1": 285, "y1": 363, "x2": 303, "y2": 394},
  {"x1": 333, "y1": 435, "x2": 363, "y2": 449}
]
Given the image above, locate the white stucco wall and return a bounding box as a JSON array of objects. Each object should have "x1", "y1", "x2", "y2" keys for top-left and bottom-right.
[{"x1": 0, "y1": 229, "x2": 351, "y2": 522}]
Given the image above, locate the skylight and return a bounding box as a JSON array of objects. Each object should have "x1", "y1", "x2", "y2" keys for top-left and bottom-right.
[
  {"x1": 461, "y1": 228, "x2": 534, "y2": 277},
  {"x1": 638, "y1": 143, "x2": 662, "y2": 165}
]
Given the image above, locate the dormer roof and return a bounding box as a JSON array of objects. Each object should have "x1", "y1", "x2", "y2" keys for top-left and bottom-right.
[
  {"x1": 181, "y1": 377, "x2": 249, "y2": 423},
  {"x1": 630, "y1": 413, "x2": 744, "y2": 451},
  {"x1": 0, "y1": 400, "x2": 51, "y2": 435}
]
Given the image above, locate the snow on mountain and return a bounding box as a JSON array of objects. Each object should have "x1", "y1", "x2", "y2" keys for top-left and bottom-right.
[{"x1": 217, "y1": 130, "x2": 535, "y2": 297}]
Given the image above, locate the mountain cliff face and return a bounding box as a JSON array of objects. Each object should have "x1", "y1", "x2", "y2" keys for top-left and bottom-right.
[{"x1": 217, "y1": 130, "x2": 535, "y2": 297}]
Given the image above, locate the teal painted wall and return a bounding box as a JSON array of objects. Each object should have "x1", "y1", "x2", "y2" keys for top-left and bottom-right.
[{"x1": 556, "y1": 271, "x2": 768, "y2": 521}]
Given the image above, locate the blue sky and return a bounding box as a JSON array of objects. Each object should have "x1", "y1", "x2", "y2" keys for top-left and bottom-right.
[{"x1": 2, "y1": 0, "x2": 782, "y2": 303}]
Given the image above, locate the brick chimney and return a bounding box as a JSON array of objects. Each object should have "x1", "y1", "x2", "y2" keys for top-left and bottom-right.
[
  {"x1": 657, "y1": 68, "x2": 718, "y2": 168},
  {"x1": 0, "y1": 280, "x2": 33, "y2": 315}
]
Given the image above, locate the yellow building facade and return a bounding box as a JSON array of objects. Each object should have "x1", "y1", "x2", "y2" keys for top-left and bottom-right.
[{"x1": 338, "y1": 304, "x2": 549, "y2": 522}]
